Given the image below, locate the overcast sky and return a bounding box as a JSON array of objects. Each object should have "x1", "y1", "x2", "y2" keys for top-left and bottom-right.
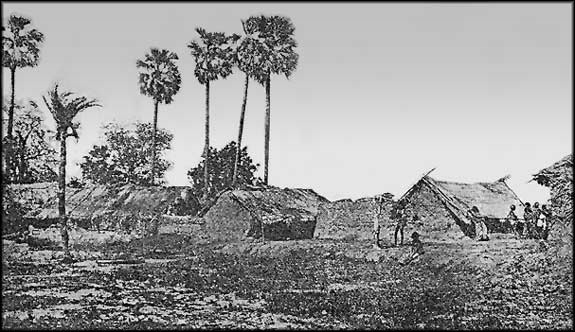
[{"x1": 2, "y1": 2, "x2": 572, "y2": 202}]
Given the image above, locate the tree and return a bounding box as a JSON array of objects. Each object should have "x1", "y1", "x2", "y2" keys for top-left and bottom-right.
[
  {"x1": 230, "y1": 19, "x2": 267, "y2": 187},
  {"x1": 80, "y1": 122, "x2": 173, "y2": 186},
  {"x1": 244, "y1": 15, "x2": 299, "y2": 185},
  {"x1": 2, "y1": 99, "x2": 57, "y2": 183},
  {"x1": 2, "y1": 14, "x2": 44, "y2": 139},
  {"x1": 187, "y1": 141, "x2": 260, "y2": 203},
  {"x1": 187, "y1": 28, "x2": 238, "y2": 200},
  {"x1": 42, "y1": 84, "x2": 100, "y2": 260},
  {"x1": 136, "y1": 48, "x2": 181, "y2": 185}
]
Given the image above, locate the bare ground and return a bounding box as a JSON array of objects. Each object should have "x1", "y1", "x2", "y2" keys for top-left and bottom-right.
[{"x1": 2, "y1": 232, "x2": 572, "y2": 329}]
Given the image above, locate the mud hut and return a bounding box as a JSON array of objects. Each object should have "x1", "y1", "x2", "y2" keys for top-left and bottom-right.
[
  {"x1": 531, "y1": 154, "x2": 573, "y2": 241},
  {"x1": 26, "y1": 183, "x2": 200, "y2": 233},
  {"x1": 202, "y1": 187, "x2": 329, "y2": 242},
  {"x1": 400, "y1": 174, "x2": 525, "y2": 239},
  {"x1": 313, "y1": 193, "x2": 395, "y2": 241}
]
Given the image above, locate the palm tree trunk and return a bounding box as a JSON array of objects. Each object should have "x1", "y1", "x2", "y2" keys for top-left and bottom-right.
[
  {"x1": 203, "y1": 81, "x2": 210, "y2": 202},
  {"x1": 264, "y1": 74, "x2": 271, "y2": 185},
  {"x1": 150, "y1": 99, "x2": 159, "y2": 186},
  {"x1": 232, "y1": 74, "x2": 249, "y2": 187},
  {"x1": 58, "y1": 132, "x2": 70, "y2": 259},
  {"x1": 8, "y1": 67, "x2": 16, "y2": 139}
]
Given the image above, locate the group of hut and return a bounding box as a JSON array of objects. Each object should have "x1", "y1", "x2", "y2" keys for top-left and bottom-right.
[{"x1": 7, "y1": 154, "x2": 573, "y2": 245}]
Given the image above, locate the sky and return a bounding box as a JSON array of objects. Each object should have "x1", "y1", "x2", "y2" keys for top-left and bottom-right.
[{"x1": 1, "y1": 2, "x2": 572, "y2": 203}]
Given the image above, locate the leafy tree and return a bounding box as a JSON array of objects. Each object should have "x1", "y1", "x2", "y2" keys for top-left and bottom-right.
[
  {"x1": 2, "y1": 14, "x2": 44, "y2": 139},
  {"x1": 42, "y1": 84, "x2": 100, "y2": 260},
  {"x1": 243, "y1": 15, "x2": 299, "y2": 184},
  {"x1": 187, "y1": 28, "x2": 238, "y2": 200},
  {"x1": 136, "y1": 48, "x2": 181, "y2": 185},
  {"x1": 2, "y1": 99, "x2": 58, "y2": 184},
  {"x1": 80, "y1": 122, "x2": 173, "y2": 186},
  {"x1": 187, "y1": 141, "x2": 260, "y2": 203}
]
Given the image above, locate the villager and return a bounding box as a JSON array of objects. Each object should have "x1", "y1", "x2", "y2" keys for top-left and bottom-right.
[
  {"x1": 469, "y1": 206, "x2": 489, "y2": 241},
  {"x1": 532, "y1": 202, "x2": 542, "y2": 239},
  {"x1": 523, "y1": 202, "x2": 533, "y2": 238},
  {"x1": 393, "y1": 200, "x2": 409, "y2": 246},
  {"x1": 540, "y1": 204, "x2": 553, "y2": 240},
  {"x1": 400, "y1": 231, "x2": 424, "y2": 266},
  {"x1": 506, "y1": 204, "x2": 519, "y2": 235},
  {"x1": 372, "y1": 195, "x2": 385, "y2": 248}
]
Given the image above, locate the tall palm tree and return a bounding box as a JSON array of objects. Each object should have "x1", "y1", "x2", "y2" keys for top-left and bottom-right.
[
  {"x1": 188, "y1": 28, "x2": 237, "y2": 201},
  {"x1": 245, "y1": 15, "x2": 298, "y2": 185},
  {"x1": 136, "y1": 48, "x2": 181, "y2": 185},
  {"x1": 2, "y1": 14, "x2": 44, "y2": 140},
  {"x1": 42, "y1": 84, "x2": 100, "y2": 260},
  {"x1": 231, "y1": 19, "x2": 268, "y2": 188}
]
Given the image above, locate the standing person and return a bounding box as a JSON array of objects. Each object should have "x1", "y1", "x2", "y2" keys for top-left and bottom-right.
[
  {"x1": 523, "y1": 202, "x2": 533, "y2": 239},
  {"x1": 393, "y1": 200, "x2": 408, "y2": 246},
  {"x1": 532, "y1": 202, "x2": 542, "y2": 239},
  {"x1": 372, "y1": 195, "x2": 384, "y2": 248},
  {"x1": 541, "y1": 204, "x2": 553, "y2": 240},
  {"x1": 468, "y1": 206, "x2": 488, "y2": 241},
  {"x1": 507, "y1": 204, "x2": 519, "y2": 236}
]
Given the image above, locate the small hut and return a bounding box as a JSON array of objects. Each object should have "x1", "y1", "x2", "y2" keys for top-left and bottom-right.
[
  {"x1": 202, "y1": 186, "x2": 329, "y2": 242},
  {"x1": 399, "y1": 173, "x2": 525, "y2": 239},
  {"x1": 531, "y1": 154, "x2": 573, "y2": 241}
]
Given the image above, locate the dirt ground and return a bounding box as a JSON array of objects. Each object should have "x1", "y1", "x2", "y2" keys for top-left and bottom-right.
[{"x1": 2, "y1": 231, "x2": 572, "y2": 329}]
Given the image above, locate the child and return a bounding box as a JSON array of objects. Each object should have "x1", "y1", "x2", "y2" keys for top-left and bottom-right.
[{"x1": 400, "y1": 232, "x2": 424, "y2": 266}]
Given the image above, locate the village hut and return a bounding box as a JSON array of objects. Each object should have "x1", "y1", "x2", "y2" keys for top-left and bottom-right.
[
  {"x1": 531, "y1": 154, "x2": 573, "y2": 241},
  {"x1": 313, "y1": 193, "x2": 395, "y2": 241},
  {"x1": 399, "y1": 174, "x2": 525, "y2": 239},
  {"x1": 201, "y1": 186, "x2": 329, "y2": 242},
  {"x1": 26, "y1": 183, "x2": 200, "y2": 233}
]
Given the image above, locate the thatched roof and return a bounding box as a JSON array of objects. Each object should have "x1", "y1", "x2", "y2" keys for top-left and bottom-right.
[
  {"x1": 202, "y1": 186, "x2": 329, "y2": 241},
  {"x1": 223, "y1": 187, "x2": 329, "y2": 225},
  {"x1": 531, "y1": 154, "x2": 573, "y2": 222},
  {"x1": 404, "y1": 176, "x2": 524, "y2": 221},
  {"x1": 27, "y1": 183, "x2": 198, "y2": 221}
]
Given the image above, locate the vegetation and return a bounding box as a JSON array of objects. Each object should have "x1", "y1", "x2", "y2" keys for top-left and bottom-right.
[
  {"x1": 80, "y1": 122, "x2": 173, "y2": 186},
  {"x1": 188, "y1": 28, "x2": 238, "y2": 200},
  {"x1": 1, "y1": 99, "x2": 58, "y2": 184},
  {"x1": 42, "y1": 84, "x2": 100, "y2": 259},
  {"x1": 242, "y1": 15, "x2": 299, "y2": 184},
  {"x1": 187, "y1": 141, "x2": 260, "y2": 203},
  {"x1": 136, "y1": 48, "x2": 181, "y2": 186}
]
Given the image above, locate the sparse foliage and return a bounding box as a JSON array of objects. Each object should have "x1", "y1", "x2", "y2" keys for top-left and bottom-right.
[{"x1": 2, "y1": 99, "x2": 58, "y2": 183}]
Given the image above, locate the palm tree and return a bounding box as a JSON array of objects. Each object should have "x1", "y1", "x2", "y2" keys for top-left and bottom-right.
[
  {"x1": 2, "y1": 14, "x2": 44, "y2": 140},
  {"x1": 136, "y1": 48, "x2": 181, "y2": 185},
  {"x1": 230, "y1": 19, "x2": 268, "y2": 188},
  {"x1": 42, "y1": 84, "x2": 100, "y2": 260},
  {"x1": 244, "y1": 15, "x2": 298, "y2": 185},
  {"x1": 188, "y1": 28, "x2": 237, "y2": 201}
]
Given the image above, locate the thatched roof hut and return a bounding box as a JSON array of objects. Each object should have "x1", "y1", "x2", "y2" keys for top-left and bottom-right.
[
  {"x1": 532, "y1": 154, "x2": 573, "y2": 241},
  {"x1": 400, "y1": 175, "x2": 524, "y2": 239},
  {"x1": 26, "y1": 183, "x2": 199, "y2": 232},
  {"x1": 202, "y1": 187, "x2": 329, "y2": 242}
]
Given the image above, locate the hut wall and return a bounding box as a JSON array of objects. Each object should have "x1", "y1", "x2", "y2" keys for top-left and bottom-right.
[
  {"x1": 314, "y1": 198, "x2": 394, "y2": 241},
  {"x1": 202, "y1": 195, "x2": 255, "y2": 242}
]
